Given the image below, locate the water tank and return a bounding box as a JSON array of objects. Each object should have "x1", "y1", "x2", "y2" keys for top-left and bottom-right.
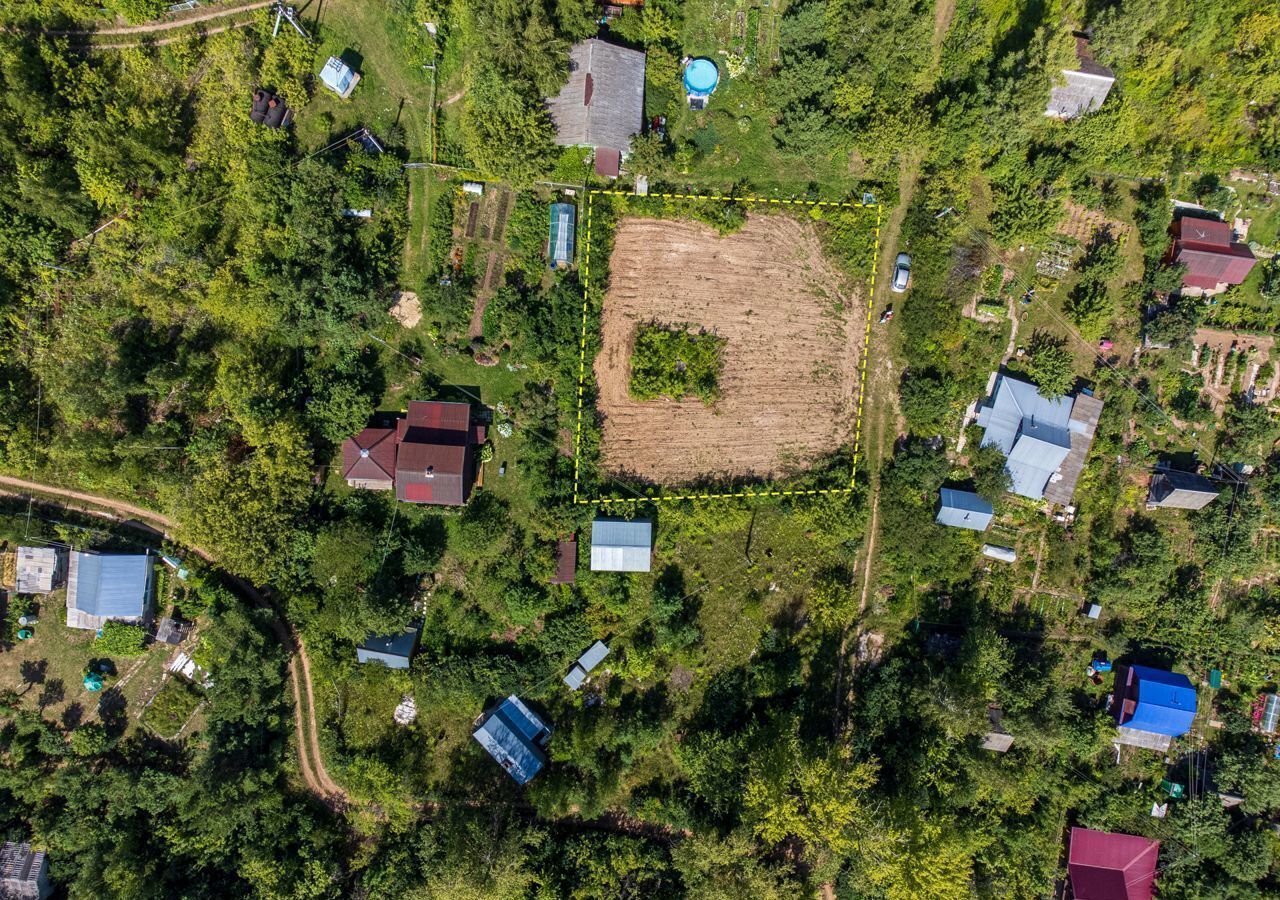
[{"x1": 1262, "y1": 693, "x2": 1280, "y2": 734}]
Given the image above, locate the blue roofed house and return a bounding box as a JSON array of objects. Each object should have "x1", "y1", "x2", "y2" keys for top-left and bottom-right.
[
  {"x1": 936, "y1": 488, "x2": 994, "y2": 531},
  {"x1": 1112, "y1": 664, "x2": 1197, "y2": 751},
  {"x1": 65, "y1": 551, "x2": 153, "y2": 631},
  {"x1": 590, "y1": 517, "x2": 652, "y2": 572},
  {"x1": 356, "y1": 622, "x2": 421, "y2": 669},
  {"x1": 976, "y1": 374, "x2": 1103, "y2": 504},
  {"x1": 549, "y1": 202, "x2": 576, "y2": 269},
  {"x1": 473, "y1": 695, "x2": 552, "y2": 784}
]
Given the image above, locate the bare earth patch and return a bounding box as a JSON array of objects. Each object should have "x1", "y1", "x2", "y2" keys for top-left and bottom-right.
[
  {"x1": 389, "y1": 291, "x2": 421, "y2": 328},
  {"x1": 595, "y1": 214, "x2": 861, "y2": 484}
]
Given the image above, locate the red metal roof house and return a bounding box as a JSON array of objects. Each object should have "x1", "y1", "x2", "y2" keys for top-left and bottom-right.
[
  {"x1": 1068, "y1": 827, "x2": 1160, "y2": 900},
  {"x1": 1169, "y1": 216, "x2": 1256, "y2": 294},
  {"x1": 341, "y1": 401, "x2": 484, "y2": 506}
]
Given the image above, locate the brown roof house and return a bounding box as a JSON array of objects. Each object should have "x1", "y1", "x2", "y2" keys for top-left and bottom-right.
[
  {"x1": 1067, "y1": 827, "x2": 1159, "y2": 900},
  {"x1": 341, "y1": 401, "x2": 485, "y2": 507},
  {"x1": 1046, "y1": 37, "x2": 1116, "y2": 119},
  {"x1": 546, "y1": 39, "x2": 646, "y2": 178},
  {"x1": 1169, "y1": 216, "x2": 1256, "y2": 295}
]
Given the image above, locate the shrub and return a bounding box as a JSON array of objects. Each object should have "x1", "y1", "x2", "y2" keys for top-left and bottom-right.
[
  {"x1": 95, "y1": 622, "x2": 147, "y2": 657},
  {"x1": 629, "y1": 323, "x2": 726, "y2": 405}
]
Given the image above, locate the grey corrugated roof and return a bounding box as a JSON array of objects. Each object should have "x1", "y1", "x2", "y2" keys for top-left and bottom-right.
[
  {"x1": 15, "y1": 546, "x2": 61, "y2": 594},
  {"x1": 977, "y1": 375, "x2": 1075, "y2": 500},
  {"x1": 473, "y1": 695, "x2": 550, "y2": 784},
  {"x1": 578, "y1": 640, "x2": 609, "y2": 672},
  {"x1": 936, "y1": 489, "x2": 993, "y2": 531},
  {"x1": 1046, "y1": 69, "x2": 1115, "y2": 119},
  {"x1": 1148, "y1": 470, "x2": 1219, "y2": 510},
  {"x1": 563, "y1": 665, "x2": 587, "y2": 690},
  {"x1": 590, "y1": 517, "x2": 652, "y2": 572},
  {"x1": 67, "y1": 551, "x2": 151, "y2": 619},
  {"x1": 357, "y1": 623, "x2": 420, "y2": 668},
  {"x1": 547, "y1": 39, "x2": 646, "y2": 154}
]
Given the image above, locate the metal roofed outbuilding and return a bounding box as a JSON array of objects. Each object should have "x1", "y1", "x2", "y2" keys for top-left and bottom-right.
[
  {"x1": 357, "y1": 622, "x2": 421, "y2": 669},
  {"x1": 590, "y1": 517, "x2": 653, "y2": 572},
  {"x1": 319, "y1": 57, "x2": 360, "y2": 99},
  {"x1": 473, "y1": 695, "x2": 552, "y2": 784},
  {"x1": 935, "y1": 488, "x2": 994, "y2": 531},
  {"x1": 1147, "y1": 469, "x2": 1220, "y2": 510},
  {"x1": 546, "y1": 40, "x2": 646, "y2": 159},
  {"x1": 15, "y1": 546, "x2": 65, "y2": 594},
  {"x1": 65, "y1": 551, "x2": 153, "y2": 631},
  {"x1": 1113, "y1": 664, "x2": 1197, "y2": 741},
  {"x1": 0, "y1": 840, "x2": 50, "y2": 900}
]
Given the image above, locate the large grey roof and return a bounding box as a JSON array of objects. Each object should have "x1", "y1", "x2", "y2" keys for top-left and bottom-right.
[
  {"x1": 590, "y1": 517, "x2": 652, "y2": 572},
  {"x1": 936, "y1": 489, "x2": 993, "y2": 531},
  {"x1": 473, "y1": 695, "x2": 550, "y2": 784},
  {"x1": 977, "y1": 375, "x2": 1074, "y2": 500},
  {"x1": 67, "y1": 551, "x2": 151, "y2": 619},
  {"x1": 1046, "y1": 68, "x2": 1115, "y2": 119},
  {"x1": 547, "y1": 39, "x2": 646, "y2": 154}
]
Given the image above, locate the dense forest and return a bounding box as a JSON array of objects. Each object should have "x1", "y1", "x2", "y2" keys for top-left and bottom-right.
[{"x1": 0, "y1": 0, "x2": 1278, "y2": 897}]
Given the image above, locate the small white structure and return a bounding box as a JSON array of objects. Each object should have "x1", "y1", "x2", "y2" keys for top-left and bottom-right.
[
  {"x1": 393, "y1": 695, "x2": 418, "y2": 725},
  {"x1": 462, "y1": 181, "x2": 485, "y2": 195},
  {"x1": 341, "y1": 208, "x2": 373, "y2": 219},
  {"x1": 1087, "y1": 603, "x2": 1102, "y2": 620},
  {"x1": 981, "y1": 544, "x2": 1017, "y2": 564},
  {"x1": 319, "y1": 57, "x2": 360, "y2": 99},
  {"x1": 15, "y1": 546, "x2": 65, "y2": 594},
  {"x1": 167, "y1": 651, "x2": 212, "y2": 688},
  {"x1": 564, "y1": 640, "x2": 610, "y2": 690}
]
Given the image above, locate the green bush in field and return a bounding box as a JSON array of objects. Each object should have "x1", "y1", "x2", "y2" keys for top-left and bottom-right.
[
  {"x1": 629, "y1": 323, "x2": 726, "y2": 405},
  {"x1": 94, "y1": 622, "x2": 146, "y2": 657}
]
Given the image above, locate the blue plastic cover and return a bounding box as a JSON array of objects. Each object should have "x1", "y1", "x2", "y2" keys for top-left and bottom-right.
[{"x1": 1125, "y1": 665, "x2": 1197, "y2": 737}]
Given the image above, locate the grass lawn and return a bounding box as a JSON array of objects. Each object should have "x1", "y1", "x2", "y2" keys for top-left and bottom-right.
[
  {"x1": 295, "y1": 0, "x2": 433, "y2": 159},
  {"x1": 0, "y1": 590, "x2": 174, "y2": 735},
  {"x1": 404, "y1": 168, "x2": 443, "y2": 288}
]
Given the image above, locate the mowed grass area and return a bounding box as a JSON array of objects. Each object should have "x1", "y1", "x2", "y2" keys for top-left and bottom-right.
[
  {"x1": 403, "y1": 168, "x2": 438, "y2": 289},
  {"x1": 295, "y1": 0, "x2": 433, "y2": 159}
]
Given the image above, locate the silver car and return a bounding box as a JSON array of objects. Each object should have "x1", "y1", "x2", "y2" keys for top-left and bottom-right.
[{"x1": 891, "y1": 253, "x2": 911, "y2": 293}]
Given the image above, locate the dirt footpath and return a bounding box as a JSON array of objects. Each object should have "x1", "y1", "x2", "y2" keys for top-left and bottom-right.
[{"x1": 595, "y1": 214, "x2": 861, "y2": 484}]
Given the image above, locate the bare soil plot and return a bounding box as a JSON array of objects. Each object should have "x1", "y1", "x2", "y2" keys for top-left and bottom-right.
[{"x1": 595, "y1": 214, "x2": 862, "y2": 484}]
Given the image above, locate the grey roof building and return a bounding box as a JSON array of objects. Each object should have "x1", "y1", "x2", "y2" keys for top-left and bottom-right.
[
  {"x1": 356, "y1": 622, "x2": 421, "y2": 669},
  {"x1": 1046, "y1": 37, "x2": 1116, "y2": 119},
  {"x1": 936, "y1": 489, "x2": 994, "y2": 531},
  {"x1": 0, "y1": 841, "x2": 51, "y2": 899},
  {"x1": 155, "y1": 616, "x2": 187, "y2": 646},
  {"x1": 15, "y1": 547, "x2": 65, "y2": 595},
  {"x1": 473, "y1": 695, "x2": 552, "y2": 784},
  {"x1": 65, "y1": 551, "x2": 153, "y2": 631},
  {"x1": 590, "y1": 517, "x2": 653, "y2": 572},
  {"x1": 976, "y1": 375, "x2": 1102, "y2": 503},
  {"x1": 546, "y1": 40, "x2": 646, "y2": 175},
  {"x1": 1147, "y1": 469, "x2": 1219, "y2": 510},
  {"x1": 564, "y1": 640, "x2": 610, "y2": 690}
]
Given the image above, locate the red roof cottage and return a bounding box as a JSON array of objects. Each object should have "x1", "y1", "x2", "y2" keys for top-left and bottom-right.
[
  {"x1": 1067, "y1": 827, "x2": 1160, "y2": 900},
  {"x1": 1169, "y1": 216, "x2": 1256, "y2": 294},
  {"x1": 341, "y1": 401, "x2": 485, "y2": 507}
]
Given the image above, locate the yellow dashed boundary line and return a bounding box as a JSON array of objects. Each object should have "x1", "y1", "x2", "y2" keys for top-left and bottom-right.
[{"x1": 572, "y1": 190, "x2": 880, "y2": 506}]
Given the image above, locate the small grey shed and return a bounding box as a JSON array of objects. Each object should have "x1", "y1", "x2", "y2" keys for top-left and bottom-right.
[{"x1": 935, "y1": 488, "x2": 993, "y2": 531}]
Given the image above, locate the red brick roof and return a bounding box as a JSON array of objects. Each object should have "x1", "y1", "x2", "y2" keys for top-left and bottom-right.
[
  {"x1": 1068, "y1": 828, "x2": 1160, "y2": 900},
  {"x1": 341, "y1": 428, "x2": 396, "y2": 483}
]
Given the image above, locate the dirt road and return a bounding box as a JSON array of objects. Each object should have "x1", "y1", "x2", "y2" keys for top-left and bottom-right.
[
  {"x1": 47, "y1": 0, "x2": 272, "y2": 35},
  {"x1": 596, "y1": 214, "x2": 861, "y2": 483},
  {"x1": 0, "y1": 475, "x2": 346, "y2": 807}
]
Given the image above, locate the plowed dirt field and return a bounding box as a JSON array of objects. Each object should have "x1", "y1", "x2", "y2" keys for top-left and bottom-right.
[{"x1": 595, "y1": 214, "x2": 863, "y2": 484}]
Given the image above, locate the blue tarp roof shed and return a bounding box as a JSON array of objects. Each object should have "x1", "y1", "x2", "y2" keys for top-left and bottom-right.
[
  {"x1": 1121, "y1": 665, "x2": 1197, "y2": 738},
  {"x1": 936, "y1": 488, "x2": 994, "y2": 531},
  {"x1": 70, "y1": 552, "x2": 151, "y2": 618},
  {"x1": 473, "y1": 695, "x2": 551, "y2": 784},
  {"x1": 977, "y1": 375, "x2": 1074, "y2": 500},
  {"x1": 549, "y1": 203, "x2": 576, "y2": 267}
]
